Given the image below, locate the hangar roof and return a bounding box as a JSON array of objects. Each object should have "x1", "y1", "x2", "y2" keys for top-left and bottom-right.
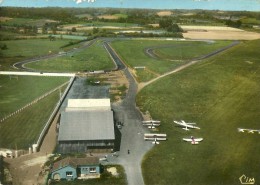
[
  {"x1": 67, "y1": 99, "x2": 110, "y2": 111},
  {"x1": 58, "y1": 110, "x2": 115, "y2": 141}
]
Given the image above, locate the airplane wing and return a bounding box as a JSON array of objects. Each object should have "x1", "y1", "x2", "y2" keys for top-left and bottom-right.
[
  {"x1": 142, "y1": 123, "x2": 160, "y2": 126},
  {"x1": 145, "y1": 137, "x2": 167, "y2": 141},
  {"x1": 185, "y1": 124, "x2": 200, "y2": 129},
  {"x1": 183, "y1": 138, "x2": 203, "y2": 142},
  {"x1": 142, "y1": 120, "x2": 161, "y2": 123},
  {"x1": 175, "y1": 120, "x2": 196, "y2": 126}
]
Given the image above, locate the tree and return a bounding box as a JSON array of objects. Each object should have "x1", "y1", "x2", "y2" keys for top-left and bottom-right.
[
  {"x1": 42, "y1": 25, "x2": 48, "y2": 34},
  {"x1": 167, "y1": 24, "x2": 183, "y2": 32},
  {"x1": 0, "y1": 43, "x2": 8, "y2": 50},
  {"x1": 71, "y1": 27, "x2": 77, "y2": 32},
  {"x1": 225, "y1": 20, "x2": 242, "y2": 28},
  {"x1": 48, "y1": 35, "x2": 55, "y2": 41},
  {"x1": 51, "y1": 25, "x2": 57, "y2": 34},
  {"x1": 159, "y1": 19, "x2": 173, "y2": 29},
  {"x1": 93, "y1": 27, "x2": 99, "y2": 35},
  {"x1": 159, "y1": 19, "x2": 183, "y2": 33}
]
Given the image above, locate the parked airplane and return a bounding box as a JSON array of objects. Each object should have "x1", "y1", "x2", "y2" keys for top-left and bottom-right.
[
  {"x1": 142, "y1": 120, "x2": 161, "y2": 124},
  {"x1": 142, "y1": 120, "x2": 161, "y2": 129},
  {"x1": 183, "y1": 136, "x2": 203, "y2": 145},
  {"x1": 173, "y1": 120, "x2": 200, "y2": 130},
  {"x1": 238, "y1": 128, "x2": 260, "y2": 134},
  {"x1": 144, "y1": 133, "x2": 167, "y2": 145}
]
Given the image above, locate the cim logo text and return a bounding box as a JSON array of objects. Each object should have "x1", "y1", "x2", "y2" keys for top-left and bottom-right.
[{"x1": 239, "y1": 174, "x2": 255, "y2": 185}]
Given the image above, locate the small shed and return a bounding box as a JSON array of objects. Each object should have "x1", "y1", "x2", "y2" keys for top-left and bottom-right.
[{"x1": 51, "y1": 157, "x2": 100, "y2": 181}]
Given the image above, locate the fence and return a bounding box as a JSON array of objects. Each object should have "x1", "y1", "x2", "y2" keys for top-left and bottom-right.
[
  {"x1": 34, "y1": 76, "x2": 76, "y2": 152},
  {"x1": 0, "y1": 80, "x2": 70, "y2": 123}
]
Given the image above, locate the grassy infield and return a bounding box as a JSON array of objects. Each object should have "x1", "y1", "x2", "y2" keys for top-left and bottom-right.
[
  {"x1": 111, "y1": 40, "x2": 233, "y2": 82},
  {"x1": 135, "y1": 40, "x2": 260, "y2": 185},
  {"x1": 110, "y1": 39, "x2": 260, "y2": 184},
  {"x1": 1, "y1": 36, "x2": 259, "y2": 184},
  {"x1": 26, "y1": 40, "x2": 115, "y2": 72},
  {"x1": 0, "y1": 39, "x2": 77, "y2": 70}
]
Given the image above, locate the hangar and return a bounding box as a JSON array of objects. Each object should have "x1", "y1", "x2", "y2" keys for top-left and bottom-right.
[{"x1": 57, "y1": 99, "x2": 115, "y2": 153}]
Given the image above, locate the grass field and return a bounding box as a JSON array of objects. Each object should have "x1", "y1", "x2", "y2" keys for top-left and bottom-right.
[
  {"x1": 84, "y1": 21, "x2": 138, "y2": 27},
  {"x1": 111, "y1": 39, "x2": 232, "y2": 82},
  {"x1": 25, "y1": 40, "x2": 116, "y2": 72},
  {"x1": 0, "y1": 39, "x2": 78, "y2": 70},
  {"x1": 0, "y1": 76, "x2": 68, "y2": 118},
  {"x1": 137, "y1": 39, "x2": 260, "y2": 185},
  {"x1": 241, "y1": 17, "x2": 260, "y2": 25},
  {"x1": 153, "y1": 41, "x2": 232, "y2": 60},
  {"x1": 1, "y1": 17, "x2": 58, "y2": 26},
  {"x1": 0, "y1": 76, "x2": 69, "y2": 149}
]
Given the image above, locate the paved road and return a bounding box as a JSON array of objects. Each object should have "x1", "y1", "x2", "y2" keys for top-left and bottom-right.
[
  {"x1": 0, "y1": 71, "x2": 75, "y2": 77},
  {"x1": 104, "y1": 43, "x2": 153, "y2": 185}
]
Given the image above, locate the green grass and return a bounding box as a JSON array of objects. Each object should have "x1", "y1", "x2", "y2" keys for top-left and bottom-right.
[
  {"x1": 25, "y1": 40, "x2": 116, "y2": 72},
  {"x1": 111, "y1": 39, "x2": 232, "y2": 82},
  {"x1": 83, "y1": 21, "x2": 138, "y2": 27},
  {"x1": 50, "y1": 165, "x2": 127, "y2": 185},
  {"x1": 1, "y1": 39, "x2": 75, "y2": 57},
  {"x1": 0, "y1": 39, "x2": 77, "y2": 70},
  {"x1": 43, "y1": 34, "x2": 88, "y2": 40},
  {"x1": 135, "y1": 69, "x2": 158, "y2": 82},
  {"x1": 1, "y1": 18, "x2": 57, "y2": 26},
  {"x1": 0, "y1": 76, "x2": 68, "y2": 118},
  {"x1": 241, "y1": 17, "x2": 260, "y2": 25},
  {"x1": 113, "y1": 14, "x2": 128, "y2": 19},
  {"x1": 153, "y1": 41, "x2": 232, "y2": 60},
  {"x1": 0, "y1": 76, "x2": 68, "y2": 149},
  {"x1": 137, "y1": 39, "x2": 260, "y2": 185},
  {"x1": 0, "y1": 80, "x2": 68, "y2": 149}
]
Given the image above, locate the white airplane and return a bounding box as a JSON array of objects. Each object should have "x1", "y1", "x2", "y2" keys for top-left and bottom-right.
[
  {"x1": 183, "y1": 136, "x2": 203, "y2": 145},
  {"x1": 173, "y1": 120, "x2": 200, "y2": 131},
  {"x1": 142, "y1": 120, "x2": 161, "y2": 129},
  {"x1": 238, "y1": 128, "x2": 260, "y2": 134},
  {"x1": 142, "y1": 120, "x2": 161, "y2": 124},
  {"x1": 144, "y1": 133, "x2": 167, "y2": 144},
  {"x1": 152, "y1": 138, "x2": 160, "y2": 145}
]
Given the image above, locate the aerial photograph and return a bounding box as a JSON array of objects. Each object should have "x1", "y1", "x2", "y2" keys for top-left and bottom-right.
[{"x1": 0, "y1": 0, "x2": 259, "y2": 184}]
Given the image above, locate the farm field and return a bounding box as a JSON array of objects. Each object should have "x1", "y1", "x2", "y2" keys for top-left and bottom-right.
[
  {"x1": 137, "y1": 39, "x2": 260, "y2": 185},
  {"x1": 0, "y1": 39, "x2": 80, "y2": 70},
  {"x1": 111, "y1": 39, "x2": 232, "y2": 82},
  {"x1": 0, "y1": 17, "x2": 58, "y2": 26},
  {"x1": 181, "y1": 25, "x2": 260, "y2": 40},
  {"x1": 61, "y1": 21, "x2": 139, "y2": 30},
  {"x1": 0, "y1": 76, "x2": 69, "y2": 149},
  {"x1": 26, "y1": 40, "x2": 116, "y2": 72}
]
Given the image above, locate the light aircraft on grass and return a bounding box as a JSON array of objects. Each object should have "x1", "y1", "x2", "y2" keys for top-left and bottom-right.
[
  {"x1": 183, "y1": 136, "x2": 203, "y2": 145},
  {"x1": 238, "y1": 128, "x2": 260, "y2": 134},
  {"x1": 142, "y1": 120, "x2": 161, "y2": 129},
  {"x1": 144, "y1": 133, "x2": 167, "y2": 145},
  {"x1": 142, "y1": 120, "x2": 160, "y2": 129},
  {"x1": 173, "y1": 120, "x2": 200, "y2": 130},
  {"x1": 142, "y1": 120, "x2": 161, "y2": 124}
]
